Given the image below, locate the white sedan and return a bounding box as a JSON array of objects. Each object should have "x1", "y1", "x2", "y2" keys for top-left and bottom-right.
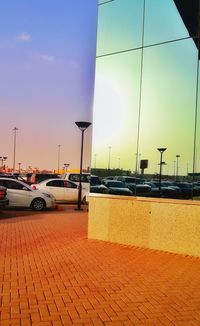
[
  {"x1": 32, "y1": 179, "x2": 87, "y2": 203},
  {"x1": 0, "y1": 178, "x2": 56, "y2": 211}
]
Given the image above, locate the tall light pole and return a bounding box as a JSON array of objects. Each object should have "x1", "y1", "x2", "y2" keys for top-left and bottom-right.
[
  {"x1": 18, "y1": 162, "x2": 21, "y2": 174},
  {"x1": 0, "y1": 156, "x2": 7, "y2": 171},
  {"x1": 13, "y1": 127, "x2": 18, "y2": 172},
  {"x1": 173, "y1": 160, "x2": 176, "y2": 178},
  {"x1": 135, "y1": 153, "x2": 141, "y2": 174},
  {"x1": 108, "y1": 146, "x2": 112, "y2": 170},
  {"x1": 57, "y1": 145, "x2": 61, "y2": 173},
  {"x1": 63, "y1": 163, "x2": 70, "y2": 173},
  {"x1": 75, "y1": 121, "x2": 91, "y2": 210},
  {"x1": 157, "y1": 148, "x2": 167, "y2": 197},
  {"x1": 176, "y1": 155, "x2": 180, "y2": 181}
]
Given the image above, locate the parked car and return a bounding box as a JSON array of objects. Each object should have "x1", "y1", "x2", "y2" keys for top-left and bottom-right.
[
  {"x1": 0, "y1": 173, "x2": 30, "y2": 184},
  {"x1": 172, "y1": 182, "x2": 193, "y2": 199},
  {"x1": 0, "y1": 185, "x2": 9, "y2": 208},
  {"x1": 114, "y1": 176, "x2": 150, "y2": 195},
  {"x1": 144, "y1": 181, "x2": 179, "y2": 198},
  {"x1": 90, "y1": 175, "x2": 108, "y2": 194},
  {"x1": 62, "y1": 172, "x2": 90, "y2": 191},
  {"x1": 0, "y1": 178, "x2": 56, "y2": 211},
  {"x1": 30, "y1": 173, "x2": 61, "y2": 184},
  {"x1": 101, "y1": 180, "x2": 133, "y2": 196},
  {"x1": 32, "y1": 178, "x2": 87, "y2": 203}
]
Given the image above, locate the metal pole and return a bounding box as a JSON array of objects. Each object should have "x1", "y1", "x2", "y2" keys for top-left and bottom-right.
[
  {"x1": 176, "y1": 155, "x2": 180, "y2": 181},
  {"x1": 58, "y1": 145, "x2": 61, "y2": 173},
  {"x1": 135, "y1": 153, "x2": 138, "y2": 174},
  {"x1": 77, "y1": 130, "x2": 84, "y2": 210},
  {"x1": 18, "y1": 162, "x2": 21, "y2": 174},
  {"x1": 158, "y1": 152, "x2": 163, "y2": 197},
  {"x1": 13, "y1": 127, "x2": 18, "y2": 172}
]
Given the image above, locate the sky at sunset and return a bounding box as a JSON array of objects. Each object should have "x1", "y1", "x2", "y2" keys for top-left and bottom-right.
[
  {"x1": 92, "y1": 0, "x2": 199, "y2": 176},
  {"x1": 0, "y1": 0, "x2": 98, "y2": 171}
]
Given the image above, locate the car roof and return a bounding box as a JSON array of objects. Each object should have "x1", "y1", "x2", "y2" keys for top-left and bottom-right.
[
  {"x1": 37, "y1": 178, "x2": 76, "y2": 185},
  {"x1": 0, "y1": 177, "x2": 32, "y2": 188}
]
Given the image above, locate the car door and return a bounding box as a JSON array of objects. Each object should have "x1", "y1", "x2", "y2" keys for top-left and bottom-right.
[
  {"x1": 0, "y1": 179, "x2": 31, "y2": 207},
  {"x1": 45, "y1": 180, "x2": 65, "y2": 201},
  {"x1": 63, "y1": 181, "x2": 78, "y2": 202}
]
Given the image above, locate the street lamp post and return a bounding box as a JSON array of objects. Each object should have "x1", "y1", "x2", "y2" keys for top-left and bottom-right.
[
  {"x1": 18, "y1": 162, "x2": 21, "y2": 174},
  {"x1": 157, "y1": 148, "x2": 167, "y2": 197},
  {"x1": 13, "y1": 127, "x2": 19, "y2": 172},
  {"x1": 75, "y1": 121, "x2": 91, "y2": 210},
  {"x1": 108, "y1": 146, "x2": 112, "y2": 170},
  {"x1": 57, "y1": 145, "x2": 61, "y2": 173},
  {"x1": 63, "y1": 163, "x2": 70, "y2": 173},
  {"x1": 135, "y1": 153, "x2": 141, "y2": 175},
  {"x1": 176, "y1": 155, "x2": 180, "y2": 181},
  {"x1": 0, "y1": 156, "x2": 7, "y2": 171}
]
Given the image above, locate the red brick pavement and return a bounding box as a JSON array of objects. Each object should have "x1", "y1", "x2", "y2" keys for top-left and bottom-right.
[{"x1": 1, "y1": 206, "x2": 200, "y2": 325}]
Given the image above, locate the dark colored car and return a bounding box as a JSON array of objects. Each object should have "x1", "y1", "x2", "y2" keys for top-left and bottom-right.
[
  {"x1": 173, "y1": 182, "x2": 194, "y2": 199},
  {"x1": 30, "y1": 173, "x2": 61, "y2": 184},
  {"x1": 0, "y1": 185, "x2": 9, "y2": 208},
  {"x1": 90, "y1": 175, "x2": 108, "y2": 194},
  {"x1": 0, "y1": 173, "x2": 29, "y2": 183},
  {"x1": 102, "y1": 180, "x2": 133, "y2": 196},
  {"x1": 114, "y1": 176, "x2": 150, "y2": 196},
  {"x1": 144, "y1": 181, "x2": 178, "y2": 198}
]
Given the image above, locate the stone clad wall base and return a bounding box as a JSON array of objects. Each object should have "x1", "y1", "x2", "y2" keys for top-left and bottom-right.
[{"x1": 88, "y1": 194, "x2": 200, "y2": 257}]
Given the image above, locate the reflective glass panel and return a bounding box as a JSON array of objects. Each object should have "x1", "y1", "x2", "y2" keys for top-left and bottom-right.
[
  {"x1": 92, "y1": 51, "x2": 142, "y2": 171},
  {"x1": 139, "y1": 39, "x2": 197, "y2": 196},
  {"x1": 97, "y1": 0, "x2": 143, "y2": 56},
  {"x1": 144, "y1": 0, "x2": 191, "y2": 46}
]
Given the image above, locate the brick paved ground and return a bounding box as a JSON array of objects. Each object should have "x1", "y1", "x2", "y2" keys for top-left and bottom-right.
[{"x1": 1, "y1": 206, "x2": 200, "y2": 326}]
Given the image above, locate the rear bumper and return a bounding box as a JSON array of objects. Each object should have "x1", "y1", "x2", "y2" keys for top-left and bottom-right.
[{"x1": 0, "y1": 199, "x2": 9, "y2": 208}]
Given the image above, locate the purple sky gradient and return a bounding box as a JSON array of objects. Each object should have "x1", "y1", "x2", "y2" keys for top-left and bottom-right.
[{"x1": 0, "y1": 0, "x2": 98, "y2": 171}]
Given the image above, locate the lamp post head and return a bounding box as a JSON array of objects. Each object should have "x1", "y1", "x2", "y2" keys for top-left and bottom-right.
[
  {"x1": 157, "y1": 148, "x2": 167, "y2": 153},
  {"x1": 176, "y1": 154, "x2": 180, "y2": 158},
  {"x1": 75, "y1": 121, "x2": 91, "y2": 131}
]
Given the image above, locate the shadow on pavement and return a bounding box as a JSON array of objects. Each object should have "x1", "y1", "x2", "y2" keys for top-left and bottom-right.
[{"x1": 0, "y1": 204, "x2": 88, "y2": 220}]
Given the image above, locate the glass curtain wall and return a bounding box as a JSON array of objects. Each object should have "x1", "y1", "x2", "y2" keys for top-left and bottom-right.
[{"x1": 92, "y1": 0, "x2": 199, "y2": 200}]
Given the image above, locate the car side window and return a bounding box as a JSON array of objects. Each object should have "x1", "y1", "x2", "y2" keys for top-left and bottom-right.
[
  {"x1": 46, "y1": 180, "x2": 64, "y2": 187},
  {"x1": 2, "y1": 180, "x2": 25, "y2": 190},
  {"x1": 64, "y1": 181, "x2": 77, "y2": 188},
  {"x1": 69, "y1": 174, "x2": 79, "y2": 182}
]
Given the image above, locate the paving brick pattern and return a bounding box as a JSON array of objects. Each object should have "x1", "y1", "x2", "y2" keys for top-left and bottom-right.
[{"x1": 1, "y1": 206, "x2": 200, "y2": 325}]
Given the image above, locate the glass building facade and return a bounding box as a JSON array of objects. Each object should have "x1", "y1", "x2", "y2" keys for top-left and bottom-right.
[{"x1": 91, "y1": 0, "x2": 200, "y2": 200}]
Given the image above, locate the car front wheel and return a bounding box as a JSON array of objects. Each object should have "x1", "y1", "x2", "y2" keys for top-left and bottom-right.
[{"x1": 31, "y1": 198, "x2": 46, "y2": 211}]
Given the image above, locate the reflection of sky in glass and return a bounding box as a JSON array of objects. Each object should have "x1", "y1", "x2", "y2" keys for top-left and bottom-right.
[
  {"x1": 144, "y1": 0, "x2": 189, "y2": 45},
  {"x1": 93, "y1": 0, "x2": 199, "y2": 175},
  {"x1": 140, "y1": 40, "x2": 197, "y2": 176},
  {"x1": 97, "y1": 0, "x2": 143, "y2": 55},
  {"x1": 92, "y1": 51, "x2": 141, "y2": 170}
]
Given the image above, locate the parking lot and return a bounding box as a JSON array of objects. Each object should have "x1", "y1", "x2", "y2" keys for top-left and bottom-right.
[{"x1": 1, "y1": 205, "x2": 200, "y2": 325}]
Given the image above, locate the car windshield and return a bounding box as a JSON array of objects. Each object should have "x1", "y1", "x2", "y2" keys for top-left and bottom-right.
[
  {"x1": 124, "y1": 178, "x2": 136, "y2": 183},
  {"x1": 107, "y1": 181, "x2": 124, "y2": 188},
  {"x1": 90, "y1": 176, "x2": 101, "y2": 185},
  {"x1": 69, "y1": 174, "x2": 90, "y2": 183},
  {"x1": 177, "y1": 183, "x2": 192, "y2": 189}
]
